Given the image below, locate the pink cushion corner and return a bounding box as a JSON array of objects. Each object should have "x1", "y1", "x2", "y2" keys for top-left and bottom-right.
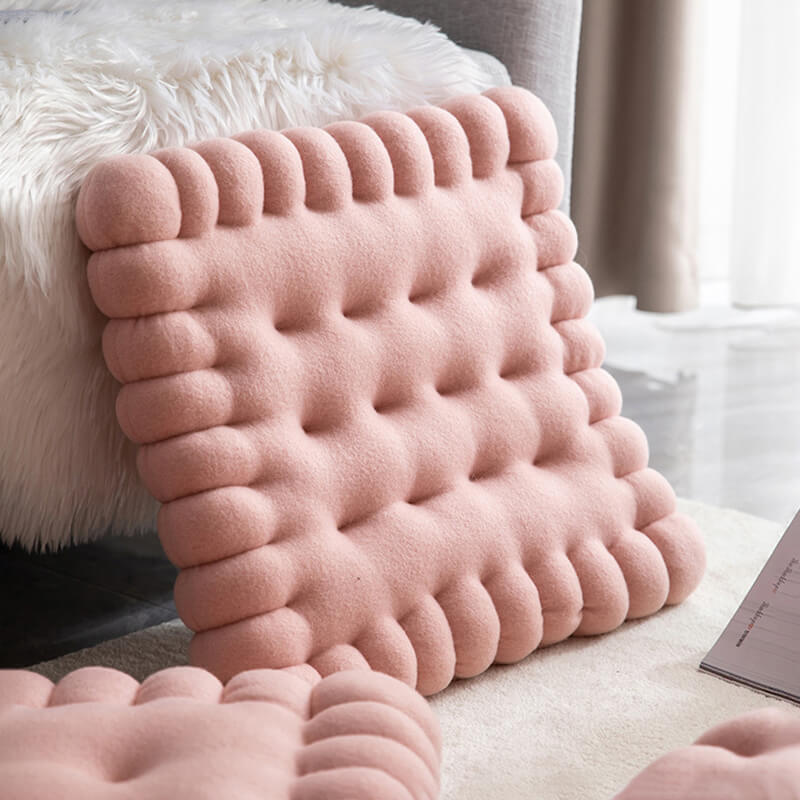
[
  {"x1": 614, "y1": 707, "x2": 800, "y2": 799},
  {"x1": 76, "y1": 85, "x2": 705, "y2": 694},
  {"x1": 0, "y1": 666, "x2": 440, "y2": 799}
]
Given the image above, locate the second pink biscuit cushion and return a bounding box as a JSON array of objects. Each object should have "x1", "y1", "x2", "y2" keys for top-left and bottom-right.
[
  {"x1": 76, "y1": 87, "x2": 705, "y2": 693},
  {"x1": 0, "y1": 666, "x2": 439, "y2": 799},
  {"x1": 615, "y1": 707, "x2": 800, "y2": 799}
]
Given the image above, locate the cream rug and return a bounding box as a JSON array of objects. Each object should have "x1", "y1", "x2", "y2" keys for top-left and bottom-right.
[{"x1": 30, "y1": 500, "x2": 798, "y2": 799}]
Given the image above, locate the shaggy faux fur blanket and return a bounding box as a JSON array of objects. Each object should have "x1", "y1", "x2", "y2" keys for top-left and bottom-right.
[{"x1": 0, "y1": 0, "x2": 507, "y2": 550}]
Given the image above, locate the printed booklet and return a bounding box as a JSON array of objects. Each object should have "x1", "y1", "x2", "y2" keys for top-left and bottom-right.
[{"x1": 701, "y1": 508, "x2": 800, "y2": 705}]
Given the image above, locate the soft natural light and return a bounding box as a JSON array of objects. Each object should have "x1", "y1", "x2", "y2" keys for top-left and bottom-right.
[
  {"x1": 698, "y1": 0, "x2": 800, "y2": 307},
  {"x1": 697, "y1": 0, "x2": 741, "y2": 289}
]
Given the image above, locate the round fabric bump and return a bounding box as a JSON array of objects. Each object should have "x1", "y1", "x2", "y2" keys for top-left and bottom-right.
[
  {"x1": 302, "y1": 700, "x2": 435, "y2": 772},
  {"x1": 309, "y1": 644, "x2": 372, "y2": 677},
  {"x1": 568, "y1": 540, "x2": 630, "y2": 635},
  {"x1": 174, "y1": 545, "x2": 297, "y2": 632},
  {"x1": 135, "y1": 666, "x2": 222, "y2": 704},
  {"x1": 0, "y1": 671, "x2": 54, "y2": 708},
  {"x1": 439, "y1": 93, "x2": 510, "y2": 178},
  {"x1": 49, "y1": 667, "x2": 139, "y2": 707},
  {"x1": 189, "y1": 607, "x2": 314, "y2": 683},
  {"x1": 282, "y1": 127, "x2": 353, "y2": 211},
  {"x1": 291, "y1": 766, "x2": 418, "y2": 800},
  {"x1": 296, "y1": 736, "x2": 437, "y2": 799},
  {"x1": 352, "y1": 619, "x2": 418, "y2": 687},
  {"x1": 592, "y1": 415, "x2": 649, "y2": 479},
  {"x1": 136, "y1": 424, "x2": 261, "y2": 504},
  {"x1": 545, "y1": 261, "x2": 595, "y2": 323},
  {"x1": 222, "y1": 668, "x2": 311, "y2": 717},
  {"x1": 406, "y1": 105, "x2": 472, "y2": 186},
  {"x1": 515, "y1": 158, "x2": 564, "y2": 216},
  {"x1": 192, "y1": 138, "x2": 265, "y2": 227},
  {"x1": 87, "y1": 238, "x2": 207, "y2": 320},
  {"x1": 361, "y1": 110, "x2": 435, "y2": 195},
  {"x1": 115, "y1": 368, "x2": 235, "y2": 446},
  {"x1": 622, "y1": 468, "x2": 677, "y2": 530},
  {"x1": 282, "y1": 663, "x2": 323, "y2": 685},
  {"x1": 153, "y1": 147, "x2": 219, "y2": 238},
  {"x1": 234, "y1": 129, "x2": 306, "y2": 213},
  {"x1": 555, "y1": 318, "x2": 606, "y2": 375},
  {"x1": 398, "y1": 595, "x2": 456, "y2": 696},
  {"x1": 484, "y1": 86, "x2": 559, "y2": 162},
  {"x1": 528, "y1": 551, "x2": 584, "y2": 646},
  {"x1": 158, "y1": 486, "x2": 278, "y2": 569},
  {"x1": 76, "y1": 154, "x2": 181, "y2": 251},
  {"x1": 525, "y1": 209, "x2": 579, "y2": 268},
  {"x1": 101, "y1": 311, "x2": 217, "y2": 385},
  {"x1": 309, "y1": 670, "x2": 439, "y2": 753},
  {"x1": 570, "y1": 367, "x2": 623, "y2": 424},
  {"x1": 435, "y1": 577, "x2": 500, "y2": 678},
  {"x1": 484, "y1": 564, "x2": 544, "y2": 662},
  {"x1": 608, "y1": 530, "x2": 670, "y2": 618},
  {"x1": 640, "y1": 513, "x2": 706, "y2": 605},
  {"x1": 324, "y1": 121, "x2": 394, "y2": 202},
  {"x1": 695, "y1": 707, "x2": 800, "y2": 754}
]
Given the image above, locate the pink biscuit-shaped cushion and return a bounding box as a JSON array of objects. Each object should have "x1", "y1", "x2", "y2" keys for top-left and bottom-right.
[
  {"x1": 0, "y1": 665, "x2": 440, "y2": 799},
  {"x1": 614, "y1": 707, "x2": 800, "y2": 799},
  {"x1": 76, "y1": 87, "x2": 705, "y2": 693}
]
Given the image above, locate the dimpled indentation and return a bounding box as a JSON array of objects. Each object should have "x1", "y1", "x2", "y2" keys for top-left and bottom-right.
[
  {"x1": 0, "y1": 667, "x2": 439, "y2": 800},
  {"x1": 615, "y1": 708, "x2": 800, "y2": 800},
  {"x1": 77, "y1": 86, "x2": 705, "y2": 695}
]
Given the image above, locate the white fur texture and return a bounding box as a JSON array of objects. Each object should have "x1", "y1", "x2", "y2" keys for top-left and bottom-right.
[{"x1": 0, "y1": 0, "x2": 507, "y2": 550}]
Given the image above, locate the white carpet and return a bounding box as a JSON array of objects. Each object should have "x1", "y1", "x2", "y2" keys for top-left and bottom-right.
[{"x1": 30, "y1": 500, "x2": 799, "y2": 799}]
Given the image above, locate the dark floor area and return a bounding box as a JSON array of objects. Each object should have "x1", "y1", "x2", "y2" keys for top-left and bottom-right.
[{"x1": 0, "y1": 531, "x2": 177, "y2": 668}]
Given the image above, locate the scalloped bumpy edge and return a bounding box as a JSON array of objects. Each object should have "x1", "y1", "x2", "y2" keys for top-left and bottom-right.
[
  {"x1": 76, "y1": 87, "x2": 706, "y2": 692},
  {"x1": 614, "y1": 707, "x2": 800, "y2": 800},
  {"x1": 0, "y1": 666, "x2": 440, "y2": 799}
]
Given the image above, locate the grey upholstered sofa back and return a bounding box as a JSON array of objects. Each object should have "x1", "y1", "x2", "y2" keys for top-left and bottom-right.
[{"x1": 341, "y1": 0, "x2": 582, "y2": 207}]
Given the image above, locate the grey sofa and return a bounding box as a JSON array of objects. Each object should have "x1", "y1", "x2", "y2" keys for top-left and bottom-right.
[{"x1": 341, "y1": 0, "x2": 583, "y2": 207}]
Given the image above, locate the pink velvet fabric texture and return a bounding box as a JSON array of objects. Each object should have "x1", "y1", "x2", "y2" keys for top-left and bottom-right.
[
  {"x1": 615, "y1": 707, "x2": 800, "y2": 799},
  {"x1": 0, "y1": 666, "x2": 439, "y2": 799},
  {"x1": 76, "y1": 87, "x2": 705, "y2": 692}
]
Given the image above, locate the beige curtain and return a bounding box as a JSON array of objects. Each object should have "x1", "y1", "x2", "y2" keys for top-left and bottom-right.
[{"x1": 572, "y1": 0, "x2": 701, "y2": 312}]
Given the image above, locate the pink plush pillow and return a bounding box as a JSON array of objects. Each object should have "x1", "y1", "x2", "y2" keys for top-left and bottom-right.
[
  {"x1": 615, "y1": 707, "x2": 800, "y2": 799},
  {"x1": 0, "y1": 665, "x2": 439, "y2": 799},
  {"x1": 76, "y1": 87, "x2": 705, "y2": 693}
]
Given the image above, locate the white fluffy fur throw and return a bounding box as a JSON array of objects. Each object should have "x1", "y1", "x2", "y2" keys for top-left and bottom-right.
[{"x1": 0, "y1": 0, "x2": 507, "y2": 550}]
